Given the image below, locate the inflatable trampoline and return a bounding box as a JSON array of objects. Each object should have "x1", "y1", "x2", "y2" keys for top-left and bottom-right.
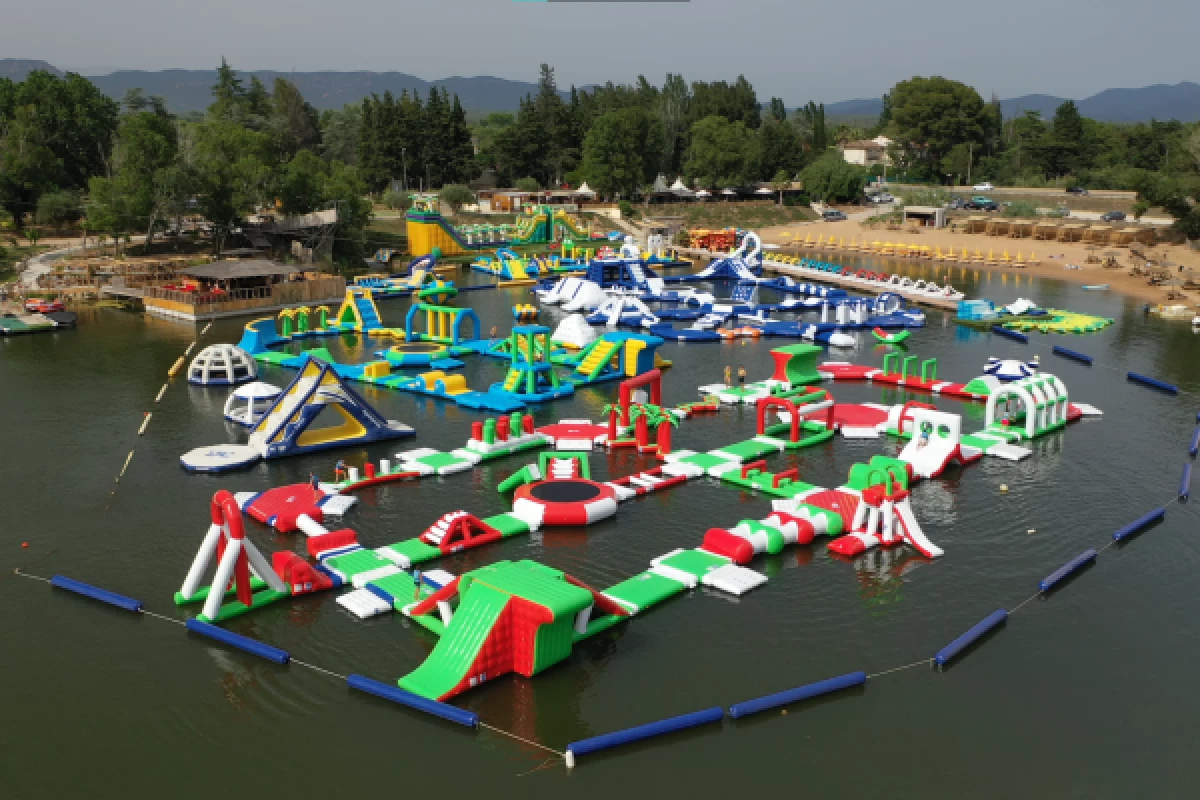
[
  {"x1": 513, "y1": 478, "x2": 618, "y2": 527},
  {"x1": 380, "y1": 341, "x2": 453, "y2": 368}
]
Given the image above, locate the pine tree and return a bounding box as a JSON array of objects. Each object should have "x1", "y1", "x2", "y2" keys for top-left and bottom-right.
[
  {"x1": 209, "y1": 58, "x2": 245, "y2": 121},
  {"x1": 448, "y1": 94, "x2": 475, "y2": 183}
]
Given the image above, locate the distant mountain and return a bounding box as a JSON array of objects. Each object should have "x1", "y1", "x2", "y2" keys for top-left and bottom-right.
[
  {"x1": 823, "y1": 97, "x2": 883, "y2": 120},
  {"x1": 1078, "y1": 82, "x2": 1200, "y2": 122},
  {"x1": 0, "y1": 59, "x2": 62, "y2": 81},
  {"x1": 84, "y1": 68, "x2": 561, "y2": 113},
  {"x1": 827, "y1": 82, "x2": 1200, "y2": 124}
]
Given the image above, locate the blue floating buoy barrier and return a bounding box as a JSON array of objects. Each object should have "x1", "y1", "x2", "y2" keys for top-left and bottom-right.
[
  {"x1": 347, "y1": 674, "x2": 478, "y2": 727},
  {"x1": 185, "y1": 619, "x2": 290, "y2": 664},
  {"x1": 1052, "y1": 346, "x2": 1093, "y2": 365},
  {"x1": 1181, "y1": 462, "x2": 1193, "y2": 501},
  {"x1": 51, "y1": 575, "x2": 143, "y2": 612},
  {"x1": 1038, "y1": 549, "x2": 1098, "y2": 593},
  {"x1": 729, "y1": 671, "x2": 866, "y2": 719},
  {"x1": 1189, "y1": 427, "x2": 1200, "y2": 458},
  {"x1": 1112, "y1": 508, "x2": 1166, "y2": 542},
  {"x1": 991, "y1": 326, "x2": 1028, "y2": 343},
  {"x1": 1126, "y1": 372, "x2": 1179, "y2": 394},
  {"x1": 934, "y1": 609, "x2": 1008, "y2": 667},
  {"x1": 566, "y1": 706, "x2": 724, "y2": 761}
]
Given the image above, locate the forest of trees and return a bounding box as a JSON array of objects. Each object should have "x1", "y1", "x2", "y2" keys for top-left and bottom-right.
[
  {"x1": 0, "y1": 60, "x2": 376, "y2": 262},
  {"x1": 3, "y1": 63, "x2": 1199, "y2": 262}
]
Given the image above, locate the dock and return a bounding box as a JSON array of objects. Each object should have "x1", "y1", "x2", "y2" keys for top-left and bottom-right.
[
  {"x1": 761, "y1": 259, "x2": 961, "y2": 311},
  {"x1": 674, "y1": 247, "x2": 961, "y2": 311}
]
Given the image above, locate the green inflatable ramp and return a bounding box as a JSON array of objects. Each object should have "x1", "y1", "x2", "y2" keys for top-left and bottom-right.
[{"x1": 398, "y1": 583, "x2": 511, "y2": 701}]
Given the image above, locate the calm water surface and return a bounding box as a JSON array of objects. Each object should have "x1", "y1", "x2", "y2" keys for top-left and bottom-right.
[{"x1": 2, "y1": 258, "x2": 1199, "y2": 798}]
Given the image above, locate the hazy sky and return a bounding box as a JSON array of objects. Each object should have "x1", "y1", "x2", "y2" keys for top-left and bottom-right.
[{"x1": 7, "y1": 0, "x2": 1197, "y2": 103}]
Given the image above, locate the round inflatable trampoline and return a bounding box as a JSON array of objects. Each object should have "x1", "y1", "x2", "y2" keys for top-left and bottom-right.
[{"x1": 512, "y1": 478, "x2": 618, "y2": 527}]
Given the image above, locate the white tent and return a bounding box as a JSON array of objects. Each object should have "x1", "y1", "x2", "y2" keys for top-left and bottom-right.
[
  {"x1": 721, "y1": 188, "x2": 737, "y2": 196},
  {"x1": 670, "y1": 178, "x2": 694, "y2": 198},
  {"x1": 755, "y1": 187, "x2": 773, "y2": 195},
  {"x1": 695, "y1": 189, "x2": 712, "y2": 197},
  {"x1": 575, "y1": 182, "x2": 596, "y2": 197}
]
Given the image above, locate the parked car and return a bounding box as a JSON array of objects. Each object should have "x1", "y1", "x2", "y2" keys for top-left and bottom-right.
[
  {"x1": 1066, "y1": 186, "x2": 1089, "y2": 195},
  {"x1": 973, "y1": 182, "x2": 995, "y2": 191},
  {"x1": 965, "y1": 196, "x2": 999, "y2": 211},
  {"x1": 948, "y1": 196, "x2": 966, "y2": 210},
  {"x1": 1047, "y1": 205, "x2": 1071, "y2": 218},
  {"x1": 1101, "y1": 210, "x2": 1127, "y2": 222},
  {"x1": 822, "y1": 209, "x2": 848, "y2": 221}
]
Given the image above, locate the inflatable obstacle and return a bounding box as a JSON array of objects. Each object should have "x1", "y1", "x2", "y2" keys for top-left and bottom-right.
[
  {"x1": 180, "y1": 357, "x2": 414, "y2": 472},
  {"x1": 334, "y1": 287, "x2": 385, "y2": 332},
  {"x1": 175, "y1": 490, "x2": 337, "y2": 623}
]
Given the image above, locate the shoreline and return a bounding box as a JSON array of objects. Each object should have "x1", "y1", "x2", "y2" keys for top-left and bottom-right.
[{"x1": 759, "y1": 220, "x2": 1200, "y2": 307}]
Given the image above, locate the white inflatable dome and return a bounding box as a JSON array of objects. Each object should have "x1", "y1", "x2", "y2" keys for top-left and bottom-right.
[{"x1": 188, "y1": 344, "x2": 257, "y2": 386}]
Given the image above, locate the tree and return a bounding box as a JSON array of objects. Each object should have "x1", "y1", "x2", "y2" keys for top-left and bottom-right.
[
  {"x1": 276, "y1": 149, "x2": 326, "y2": 214},
  {"x1": 35, "y1": 188, "x2": 81, "y2": 232},
  {"x1": 439, "y1": 184, "x2": 474, "y2": 212},
  {"x1": 270, "y1": 78, "x2": 320, "y2": 161},
  {"x1": 187, "y1": 119, "x2": 274, "y2": 252},
  {"x1": 771, "y1": 169, "x2": 791, "y2": 205},
  {"x1": 515, "y1": 176, "x2": 541, "y2": 192},
  {"x1": 320, "y1": 104, "x2": 361, "y2": 165},
  {"x1": 767, "y1": 97, "x2": 788, "y2": 123},
  {"x1": 688, "y1": 77, "x2": 760, "y2": 130},
  {"x1": 209, "y1": 58, "x2": 246, "y2": 121},
  {"x1": 1188, "y1": 127, "x2": 1200, "y2": 169},
  {"x1": 796, "y1": 102, "x2": 828, "y2": 155},
  {"x1": 887, "y1": 76, "x2": 990, "y2": 181},
  {"x1": 800, "y1": 152, "x2": 866, "y2": 203},
  {"x1": 758, "y1": 116, "x2": 803, "y2": 182},
  {"x1": 684, "y1": 116, "x2": 755, "y2": 188},
  {"x1": 581, "y1": 108, "x2": 664, "y2": 198},
  {"x1": 0, "y1": 70, "x2": 119, "y2": 226},
  {"x1": 658, "y1": 73, "x2": 690, "y2": 174},
  {"x1": 322, "y1": 161, "x2": 373, "y2": 263},
  {"x1": 1138, "y1": 172, "x2": 1200, "y2": 241}
]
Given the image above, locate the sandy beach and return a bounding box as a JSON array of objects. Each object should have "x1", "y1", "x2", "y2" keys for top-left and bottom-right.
[{"x1": 759, "y1": 219, "x2": 1200, "y2": 307}]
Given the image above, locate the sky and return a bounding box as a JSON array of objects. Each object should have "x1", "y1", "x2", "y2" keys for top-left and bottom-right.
[{"x1": 6, "y1": 0, "x2": 1198, "y2": 104}]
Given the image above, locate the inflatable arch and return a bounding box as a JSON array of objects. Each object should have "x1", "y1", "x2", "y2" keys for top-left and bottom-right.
[{"x1": 984, "y1": 374, "x2": 1068, "y2": 438}]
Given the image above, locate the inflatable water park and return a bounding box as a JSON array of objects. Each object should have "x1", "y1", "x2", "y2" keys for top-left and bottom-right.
[{"x1": 30, "y1": 223, "x2": 1199, "y2": 775}]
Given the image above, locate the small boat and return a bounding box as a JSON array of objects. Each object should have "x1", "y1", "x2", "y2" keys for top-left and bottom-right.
[{"x1": 1081, "y1": 284, "x2": 1108, "y2": 291}]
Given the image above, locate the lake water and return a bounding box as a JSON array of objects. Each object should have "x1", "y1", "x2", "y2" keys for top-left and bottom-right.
[{"x1": 2, "y1": 259, "x2": 1199, "y2": 798}]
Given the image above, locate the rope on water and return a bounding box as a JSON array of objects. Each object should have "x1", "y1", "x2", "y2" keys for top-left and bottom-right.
[
  {"x1": 291, "y1": 659, "x2": 348, "y2": 681},
  {"x1": 478, "y1": 722, "x2": 565, "y2": 758},
  {"x1": 866, "y1": 659, "x2": 931, "y2": 679}
]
